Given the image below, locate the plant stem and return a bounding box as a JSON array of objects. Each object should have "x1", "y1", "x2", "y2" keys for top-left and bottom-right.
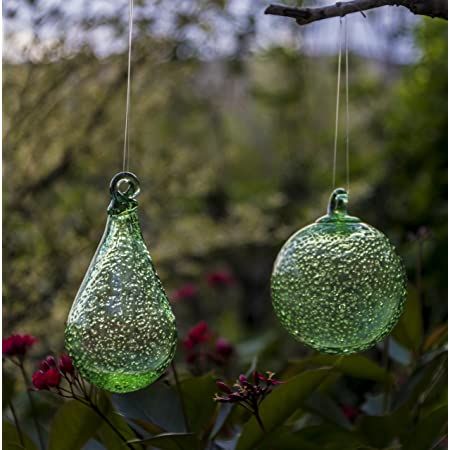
[
  {"x1": 171, "y1": 360, "x2": 190, "y2": 432},
  {"x1": 416, "y1": 239, "x2": 423, "y2": 303},
  {"x1": 254, "y1": 408, "x2": 266, "y2": 433},
  {"x1": 18, "y1": 362, "x2": 45, "y2": 450},
  {"x1": 9, "y1": 399, "x2": 25, "y2": 447},
  {"x1": 72, "y1": 376, "x2": 139, "y2": 449},
  {"x1": 86, "y1": 398, "x2": 135, "y2": 450}
]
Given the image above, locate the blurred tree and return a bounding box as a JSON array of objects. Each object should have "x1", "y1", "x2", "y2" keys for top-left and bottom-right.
[{"x1": 2, "y1": 1, "x2": 447, "y2": 354}]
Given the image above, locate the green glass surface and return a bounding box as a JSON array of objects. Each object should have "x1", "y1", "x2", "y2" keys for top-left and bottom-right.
[
  {"x1": 271, "y1": 188, "x2": 406, "y2": 354},
  {"x1": 65, "y1": 172, "x2": 177, "y2": 393}
]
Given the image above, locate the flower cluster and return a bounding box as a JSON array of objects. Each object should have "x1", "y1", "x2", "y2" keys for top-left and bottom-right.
[
  {"x1": 183, "y1": 321, "x2": 211, "y2": 349},
  {"x1": 214, "y1": 371, "x2": 282, "y2": 405},
  {"x1": 214, "y1": 371, "x2": 282, "y2": 431},
  {"x1": 206, "y1": 270, "x2": 235, "y2": 288},
  {"x1": 32, "y1": 353, "x2": 75, "y2": 391},
  {"x1": 172, "y1": 283, "x2": 199, "y2": 302},
  {"x1": 182, "y1": 321, "x2": 234, "y2": 369},
  {"x1": 171, "y1": 270, "x2": 235, "y2": 302},
  {"x1": 3, "y1": 334, "x2": 37, "y2": 358}
]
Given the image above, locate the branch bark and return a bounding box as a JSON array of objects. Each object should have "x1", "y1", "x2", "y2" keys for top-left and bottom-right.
[{"x1": 265, "y1": 0, "x2": 448, "y2": 25}]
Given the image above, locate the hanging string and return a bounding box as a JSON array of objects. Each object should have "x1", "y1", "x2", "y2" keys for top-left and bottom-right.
[
  {"x1": 122, "y1": 0, "x2": 134, "y2": 172},
  {"x1": 344, "y1": 17, "x2": 350, "y2": 193},
  {"x1": 332, "y1": 17, "x2": 350, "y2": 192},
  {"x1": 332, "y1": 19, "x2": 343, "y2": 189}
]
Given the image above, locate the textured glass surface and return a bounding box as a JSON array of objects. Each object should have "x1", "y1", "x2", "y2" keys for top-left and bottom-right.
[
  {"x1": 271, "y1": 188, "x2": 406, "y2": 354},
  {"x1": 65, "y1": 172, "x2": 177, "y2": 393}
]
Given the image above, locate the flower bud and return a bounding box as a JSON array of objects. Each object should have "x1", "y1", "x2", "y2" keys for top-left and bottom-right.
[
  {"x1": 215, "y1": 338, "x2": 234, "y2": 359},
  {"x1": 238, "y1": 374, "x2": 248, "y2": 384},
  {"x1": 32, "y1": 367, "x2": 61, "y2": 390},
  {"x1": 39, "y1": 355, "x2": 56, "y2": 371},
  {"x1": 32, "y1": 370, "x2": 48, "y2": 390},
  {"x1": 59, "y1": 353, "x2": 74, "y2": 375},
  {"x1": 45, "y1": 368, "x2": 62, "y2": 387},
  {"x1": 216, "y1": 381, "x2": 232, "y2": 393}
]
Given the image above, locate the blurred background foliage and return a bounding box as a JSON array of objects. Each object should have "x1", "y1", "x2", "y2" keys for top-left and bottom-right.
[
  {"x1": 2, "y1": 0, "x2": 448, "y2": 448},
  {"x1": 3, "y1": 0, "x2": 447, "y2": 348}
]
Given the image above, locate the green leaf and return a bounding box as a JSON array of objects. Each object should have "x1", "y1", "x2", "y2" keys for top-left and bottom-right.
[
  {"x1": 258, "y1": 425, "x2": 364, "y2": 450},
  {"x1": 392, "y1": 287, "x2": 423, "y2": 354},
  {"x1": 236, "y1": 369, "x2": 332, "y2": 450},
  {"x1": 132, "y1": 418, "x2": 165, "y2": 435},
  {"x1": 179, "y1": 373, "x2": 218, "y2": 434},
  {"x1": 3, "y1": 421, "x2": 38, "y2": 450},
  {"x1": 97, "y1": 411, "x2": 137, "y2": 450},
  {"x1": 3, "y1": 371, "x2": 16, "y2": 409},
  {"x1": 93, "y1": 391, "x2": 137, "y2": 449},
  {"x1": 304, "y1": 392, "x2": 352, "y2": 429},
  {"x1": 356, "y1": 404, "x2": 411, "y2": 448},
  {"x1": 285, "y1": 354, "x2": 392, "y2": 383},
  {"x1": 48, "y1": 400, "x2": 104, "y2": 450},
  {"x1": 393, "y1": 351, "x2": 446, "y2": 409},
  {"x1": 402, "y1": 405, "x2": 447, "y2": 450},
  {"x1": 130, "y1": 432, "x2": 199, "y2": 450},
  {"x1": 112, "y1": 382, "x2": 185, "y2": 432}
]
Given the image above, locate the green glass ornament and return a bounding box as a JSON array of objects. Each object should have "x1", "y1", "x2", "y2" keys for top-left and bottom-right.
[
  {"x1": 65, "y1": 172, "x2": 177, "y2": 393},
  {"x1": 271, "y1": 188, "x2": 406, "y2": 354}
]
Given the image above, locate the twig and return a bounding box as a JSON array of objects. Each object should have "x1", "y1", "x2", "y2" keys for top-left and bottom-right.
[{"x1": 265, "y1": 0, "x2": 447, "y2": 26}]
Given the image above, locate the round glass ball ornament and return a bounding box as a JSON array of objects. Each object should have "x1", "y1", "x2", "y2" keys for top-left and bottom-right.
[
  {"x1": 271, "y1": 188, "x2": 406, "y2": 354},
  {"x1": 65, "y1": 172, "x2": 177, "y2": 393}
]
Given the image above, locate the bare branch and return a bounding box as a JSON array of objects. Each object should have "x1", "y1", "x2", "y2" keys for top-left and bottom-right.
[{"x1": 265, "y1": 0, "x2": 448, "y2": 25}]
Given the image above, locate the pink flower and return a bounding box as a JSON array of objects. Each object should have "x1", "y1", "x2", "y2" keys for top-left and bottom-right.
[
  {"x1": 215, "y1": 338, "x2": 234, "y2": 359},
  {"x1": 3, "y1": 334, "x2": 37, "y2": 358},
  {"x1": 32, "y1": 368, "x2": 61, "y2": 390},
  {"x1": 59, "y1": 353, "x2": 74, "y2": 375},
  {"x1": 183, "y1": 321, "x2": 212, "y2": 349},
  {"x1": 206, "y1": 271, "x2": 235, "y2": 288},
  {"x1": 172, "y1": 283, "x2": 199, "y2": 302}
]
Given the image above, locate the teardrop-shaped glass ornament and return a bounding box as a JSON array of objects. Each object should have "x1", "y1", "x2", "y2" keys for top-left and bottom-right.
[
  {"x1": 65, "y1": 172, "x2": 177, "y2": 393},
  {"x1": 271, "y1": 188, "x2": 406, "y2": 354}
]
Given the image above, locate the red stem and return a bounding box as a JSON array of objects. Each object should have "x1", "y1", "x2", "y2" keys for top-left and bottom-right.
[{"x1": 18, "y1": 361, "x2": 45, "y2": 450}]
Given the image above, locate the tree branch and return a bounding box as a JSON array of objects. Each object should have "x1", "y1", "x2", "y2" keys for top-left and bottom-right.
[{"x1": 265, "y1": 0, "x2": 448, "y2": 26}]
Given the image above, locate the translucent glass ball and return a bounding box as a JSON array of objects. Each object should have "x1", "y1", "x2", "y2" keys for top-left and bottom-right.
[
  {"x1": 271, "y1": 188, "x2": 406, "y2": 354},
  {"x1": 65, "y1": 173, "x2": 177, "y2": 393}
]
